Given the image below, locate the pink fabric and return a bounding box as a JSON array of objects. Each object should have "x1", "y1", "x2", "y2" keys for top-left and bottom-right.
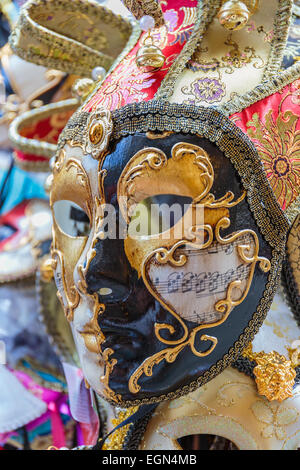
[
  {"x1": 63, "y1": 363, "x2": 99, "y2": 446},
  {"x1": 0, "y1": 369, "x2": 71, "y2": 448},
  {"x1": 0, "y1": 368, "x2": 100, "y2": 447}
]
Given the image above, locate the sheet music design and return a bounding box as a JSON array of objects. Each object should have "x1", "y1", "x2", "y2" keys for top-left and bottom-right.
[{"x1": 147, "y1": 233, "x2": 255, "y2": 324}]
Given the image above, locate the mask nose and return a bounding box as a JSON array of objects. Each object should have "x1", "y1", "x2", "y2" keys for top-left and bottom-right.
[{"x1": 84, "y1": 236, "x2": 132, "y2": 304}]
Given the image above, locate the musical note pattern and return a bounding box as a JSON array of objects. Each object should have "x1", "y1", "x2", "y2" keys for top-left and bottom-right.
[{"x1": 148, "y1": 234, "x2": 254, "y2": 325}]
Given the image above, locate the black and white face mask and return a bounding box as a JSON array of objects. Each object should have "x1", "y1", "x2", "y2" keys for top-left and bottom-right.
[{"x1": 50, "y1": 102, "x2": 288, "y2": 406}]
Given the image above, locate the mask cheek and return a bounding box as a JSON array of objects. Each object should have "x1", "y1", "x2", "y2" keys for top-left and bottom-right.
[
  {"x1": 70, "y1": 322, "x2": 105, "y2": 394},
  {"x1": 53, "y1": 240, "x2": 106, "y2": 394}
]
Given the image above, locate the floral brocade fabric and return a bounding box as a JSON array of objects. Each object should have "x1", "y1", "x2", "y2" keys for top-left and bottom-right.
[
  {"x1": 82, "y1": 0, "x2": 300, "y2": 214},
  {"x1": 16, "y1": 0, "x2": 300, "y2": 214},
  {"x1": 84, "y1": 0, "x2": 197, "y2": 112},
  {"x1": 230, "y1": 82, "x2": 300, "y2": 211}
]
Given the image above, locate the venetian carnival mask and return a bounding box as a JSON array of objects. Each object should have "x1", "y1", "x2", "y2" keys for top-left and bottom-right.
[
  {"x1": 8, "y1": 0, "x2": 299, "y2": 433},
  {"x1": 47, "y1": 101, "x2": 286, "y2": 407}
]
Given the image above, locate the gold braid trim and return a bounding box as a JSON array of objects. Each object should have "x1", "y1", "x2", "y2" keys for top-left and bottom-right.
[
  {"x1": 9, "y1": 0, "x2": 133, "y2": 76},
  {"x1": 8, "y1": 98, "x2": 79, "y2": 159},
  {"x1": 102, "y1": 406, "x2": 139, "y2": 450}
]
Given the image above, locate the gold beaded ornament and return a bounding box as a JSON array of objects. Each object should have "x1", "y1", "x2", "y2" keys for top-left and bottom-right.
[
  {"x1": 242, "y1": 341, "x2": 300, "y2": 402},
  {"x1": 218, "y1": 0, "x2": 260, "y2": 31},
  {"x1": 136, "y1": 15, "x2": 165, "y2": 72}
]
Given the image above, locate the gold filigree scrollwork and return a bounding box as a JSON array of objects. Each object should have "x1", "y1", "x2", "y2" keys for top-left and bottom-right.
[
  {"x1": 65, "y1": 158, "x2": 93, "y2": 219},
  {"x1": 65, "y1": 160, "x2": 87, "y2": 185},
  {"x1": 77, "y1": 265, "x2": 106, "y2": 354},
  {"x1": 129, "y1": 332, "x2": 218, "y2": 394},
  {"x1": 214, "y1": 216, "x2": 271, "y2": 316},
  {"x1": 95, "y1": 169, "x2": 107, "y2": 236},
  {"x1": 201, "y1": 190, "x2": 246, "y2": 208},
  {"x1": 127, "y1": 142, "x2": 271, "y2": 394},
  {"x1": 172, "y1": 143, "x2": 214, "y2": 203},
  {"x1": 153, "y1": 224, "x2": 213, "y2": 268},
  {"x1": 143, "y1": 225, "x2": 214, "y2": 350},
  {"x1": 172, "y1": 143, "x2": 247, "y2": 207},
  {"x1": 118, "y1": 148, "x2": 168, "y2": 222},
  {"x1": 77, "y1": 268, "x2": 121, "y2": 404},
  {"x1": 101, "y1": 348, "x2": 122, "y2": 404},
  {"x1": 129, "y1": 218, "x2": 270, "y2": 393}
]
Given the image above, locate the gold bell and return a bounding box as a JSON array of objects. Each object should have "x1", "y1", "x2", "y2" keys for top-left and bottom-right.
[
  {"x1": 136, "y1": 33, "x2": 165, "y2": 72},
  {"x1": 218, "y1": 1, "x2": 257, "y2": 31}
]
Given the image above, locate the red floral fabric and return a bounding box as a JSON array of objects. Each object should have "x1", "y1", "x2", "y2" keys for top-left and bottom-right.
[
  {"x1": 84, "y1": 0, "x2": 198, "y2": 112},
  {"x1": 15, "y1": 111, "x2": 74, "y2": 164},
  {"x1": 230, "y1": 81, "x2": 300, "y2": 211},
  {"x1": 15, "y1": 0, "x2": 300, "y2": 214}
]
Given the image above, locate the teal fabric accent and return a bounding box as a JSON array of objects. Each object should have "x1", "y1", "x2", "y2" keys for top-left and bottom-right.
[
  {"x1": 5, "y1": 414, "x2": 71, "y2": 446},
  {"x1": 21, "y1": 360, "x2": 67, "y2": 390},
  {"x1": 0, "y1": 164, "x2": 47, "y2": 214}
]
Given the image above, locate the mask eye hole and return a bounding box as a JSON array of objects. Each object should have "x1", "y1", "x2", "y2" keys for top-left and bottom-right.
[
  {"x1": 53, "y1": 200, "x2": 91, "y2": 238},
  {"x1": 128, "y1": 194, "x2": 192, "y2": 237}
]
